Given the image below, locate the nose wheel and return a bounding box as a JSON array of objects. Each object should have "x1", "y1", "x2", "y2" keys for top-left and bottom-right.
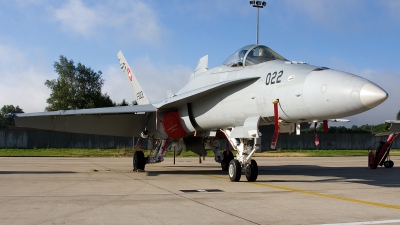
[
  {"x1": 228, "y1": 159, "x2": 259, "y2": 182},
  {"x1": 229, "y1": 159, "x2": 241, "y2": 182},
  {"x1": 245, "y1": 160, "x2": 258, "y2": 181}
]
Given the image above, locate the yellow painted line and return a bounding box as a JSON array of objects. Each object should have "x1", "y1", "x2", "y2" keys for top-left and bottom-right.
[{"x1": 204, "y1": 174, "x2": 400, "y2": 211}]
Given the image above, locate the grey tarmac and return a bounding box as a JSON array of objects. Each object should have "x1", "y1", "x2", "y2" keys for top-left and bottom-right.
[{"x1": 1, "y1": 156, "x2": 400, "y2": 225}]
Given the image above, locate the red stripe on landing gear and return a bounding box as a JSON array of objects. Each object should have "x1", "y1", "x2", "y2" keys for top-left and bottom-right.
[
  {"x1": 271, "y1": 100, "x2": 279, "y2": 149},
  {"x1": 314, "y1": 122, "x2": 320, "y2": 146}
]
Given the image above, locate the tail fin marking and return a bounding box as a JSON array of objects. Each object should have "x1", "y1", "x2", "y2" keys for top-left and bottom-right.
[{"x1": 117, "y1": 51, "x2": 150, "y2": 105}]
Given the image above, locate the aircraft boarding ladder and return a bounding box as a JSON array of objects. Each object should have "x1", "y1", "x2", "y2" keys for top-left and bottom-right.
[{"x1": 368, "y1": 120, "x2": 400, "y2": 169}]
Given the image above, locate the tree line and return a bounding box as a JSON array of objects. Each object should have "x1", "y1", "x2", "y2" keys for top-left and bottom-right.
[{"x1": 299, "y1": 111, "x2": 400, "y2": 134}]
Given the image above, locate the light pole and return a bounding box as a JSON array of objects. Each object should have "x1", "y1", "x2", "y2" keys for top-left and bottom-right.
[{"x1": 249, "y1": 1, "x2": 267, "y2": 44}]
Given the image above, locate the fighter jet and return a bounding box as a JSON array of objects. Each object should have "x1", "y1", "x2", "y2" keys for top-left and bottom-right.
[{"x1": 7, "y1": 44, "x2": 388, "y2": 182}]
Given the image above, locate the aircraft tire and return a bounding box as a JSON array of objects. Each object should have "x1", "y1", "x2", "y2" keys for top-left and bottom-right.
[
  {"x1": 384, "y1": 161, "x2": 391, "y2": 168},
  {"x1": 389, "y1": 160, "x2": 394, "y2": 168},
  {"x1": 229, "y1": 159, "x2": 241, "y2": 182},
  {"x1": 221, "y1": 160, "x2": 229, "y2": 171},
  {"x1": 245, "y1": 159, "x2": 258, "y2": 182},
  {"x1": 221, "y1": 151, "x2": 234, "y2": 171},
  {"x1": 133, "y1": 151, "x2": 146, "y2": 171}
]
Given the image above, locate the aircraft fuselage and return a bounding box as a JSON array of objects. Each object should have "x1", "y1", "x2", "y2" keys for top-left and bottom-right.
[{"x1": 172, "y1": 59, "x2": 386, "y2": 135}]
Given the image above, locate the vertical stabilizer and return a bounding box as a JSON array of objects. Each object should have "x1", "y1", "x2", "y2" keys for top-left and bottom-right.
[{"x1": 117, "y1": 51, "x2": 150, "y2": 105}]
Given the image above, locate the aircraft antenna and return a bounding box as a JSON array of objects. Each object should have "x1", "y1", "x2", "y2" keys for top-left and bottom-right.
[{"x1": 249, "y1": 1, "x2": 267, "y2": 44}]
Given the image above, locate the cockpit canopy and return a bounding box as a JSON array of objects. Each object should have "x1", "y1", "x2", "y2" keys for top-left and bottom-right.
[{"x1": 222, "y1": 44, "x2": 287, "y2": 67}]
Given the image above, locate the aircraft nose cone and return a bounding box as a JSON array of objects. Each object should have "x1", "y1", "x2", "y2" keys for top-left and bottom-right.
[
  {"x1": 302, "y1": 69, "x2": 388, "y2": 118},
  {"x1": 359, "y1": 82, "x2": 388, "y2": 108}
]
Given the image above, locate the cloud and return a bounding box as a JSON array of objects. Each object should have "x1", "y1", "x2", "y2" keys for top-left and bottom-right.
[
  {"x1": 48, "y1": 0, "x2": 165, "y2": 44},
  {"x1": 50, "y1": 0, "x2": 101, "y2": 38},
  {"x1": 131, "y1": 56, "x2": 193, "y2": 102},
  {"x1": 0, "y1": 43, "x2": 53, "y2": 113},
  {"x1": 102, "y1": 65, "x2": 136, "y2": 105}
]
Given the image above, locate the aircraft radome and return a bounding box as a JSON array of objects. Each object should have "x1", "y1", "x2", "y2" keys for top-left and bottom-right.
[{"x1": 7, "y1": 44, "x2": 388, "y2": 182}]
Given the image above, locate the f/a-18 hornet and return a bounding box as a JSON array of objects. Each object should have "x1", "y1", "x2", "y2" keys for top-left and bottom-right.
[{"x1": 8, "y1": 44, "x2": 388, "y2": 182}]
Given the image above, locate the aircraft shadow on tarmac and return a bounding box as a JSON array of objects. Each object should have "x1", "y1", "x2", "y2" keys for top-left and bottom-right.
[
  {"x1": 256, "y1": 165, "x2": 400, "y2": 188},
  {"x1": 147, "y1": 164, "x2": 400, "y2": 188},
  {"x1": 0, "y1": 171, "x2": 77, "y2": 175},
  {"x1": 147, "y1": 168, "x2": 224, "y2": 176}
]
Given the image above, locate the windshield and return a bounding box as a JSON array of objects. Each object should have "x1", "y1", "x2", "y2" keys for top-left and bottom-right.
[
  {"x1": 222, "y1": 45, "x2": 253, "y2": 67},
  {"x1": 222, "y1": 44, "x2": 286, "y2": 67}
]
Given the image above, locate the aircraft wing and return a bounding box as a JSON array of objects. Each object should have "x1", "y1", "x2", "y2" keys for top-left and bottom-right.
[
  {"x1": 9, "y1": 105, "x2": 156, "y2": 137},
  {"x1": 154, "y1": 77, "x2": 259, "y2": 109}
]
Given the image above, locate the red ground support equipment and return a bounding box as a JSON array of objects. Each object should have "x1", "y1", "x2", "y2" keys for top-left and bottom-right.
[{"x1": 368, "y1": 120, "x2": 400, "y2": 169}]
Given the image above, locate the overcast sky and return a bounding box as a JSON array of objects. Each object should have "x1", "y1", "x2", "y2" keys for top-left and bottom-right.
[{"x1": 0, "y1": 0, "x2": 399, "y2": 127}]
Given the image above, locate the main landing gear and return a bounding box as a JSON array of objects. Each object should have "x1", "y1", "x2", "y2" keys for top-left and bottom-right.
[
  {"x1": 221, "y1": 150, "x2": 234, "y2": 171},
  {"x1": 205, "y1": 137, "x2": 234, "y2": 171},
  {"x1": 133, "y1": 150, "x2": 146, "y2": 172}
]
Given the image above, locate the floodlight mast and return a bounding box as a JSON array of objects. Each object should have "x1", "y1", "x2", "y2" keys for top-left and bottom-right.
[{"x1": 249, "y1": 1, "x2": 267, "y2": 44}]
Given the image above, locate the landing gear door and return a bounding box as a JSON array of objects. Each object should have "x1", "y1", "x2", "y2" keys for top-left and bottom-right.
[{"x1": 230, "y1": 117, "x2": 260, "y2": 138}]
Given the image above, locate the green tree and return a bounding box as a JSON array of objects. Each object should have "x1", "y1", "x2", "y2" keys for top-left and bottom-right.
[
  {"x1": 0, "y1": 105, "x2": 24, "y2": 128},
  {"x1": 371, "y1": 123, "x2": 390, "y2": 134},
  {"x1": 116, "y1": 99, "x2": 129, "y2": 106},
  {"x1": 397, "y1": 110, "x2": 400, "y2": 120},
  {"x1": 45, "y1": 56, "x2": 115, "y2": 111}
]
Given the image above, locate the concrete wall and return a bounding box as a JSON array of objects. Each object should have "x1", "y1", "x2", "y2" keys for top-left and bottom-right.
[
  {"x1": 261, "y1": 133, "x2": 400, "y2": 150},
  {"x1": 1, "y1": 129, "x2": 399, "y2": 150},
  {"x1": 0, "y1": 129, "x2": 134, "y2": 149},
  {"x1": 0, "y1": 129, "x2": 28, "y2": 148}
]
